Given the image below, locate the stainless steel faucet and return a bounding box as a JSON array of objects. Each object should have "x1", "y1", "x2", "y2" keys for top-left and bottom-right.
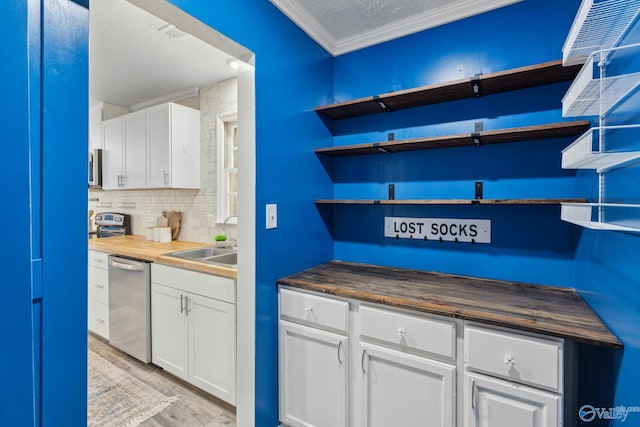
[{"x1": 222, "y1": 215, "x2": 238, "y2": 248}]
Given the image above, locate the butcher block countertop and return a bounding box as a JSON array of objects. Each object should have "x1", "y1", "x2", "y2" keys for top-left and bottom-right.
[
  {"x1": 89, "y1": 235, "x2": 237, "y2": 279},
  {"x1": 277, "y1": 260, "x2": 621, "y2": 349}
]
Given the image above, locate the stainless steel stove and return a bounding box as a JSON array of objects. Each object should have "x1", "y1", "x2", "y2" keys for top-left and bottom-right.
[{"x1": 94, "y1": 212, "x2": 131, "y2": 238}]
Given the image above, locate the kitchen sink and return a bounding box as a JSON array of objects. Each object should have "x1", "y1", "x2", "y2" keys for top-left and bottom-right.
[
  {"x1": 203, "y1": 252, "x2": 237, "y2": 266},
  {"x1": 166, "y1": 246, "x2": 237, "y2": 267}
]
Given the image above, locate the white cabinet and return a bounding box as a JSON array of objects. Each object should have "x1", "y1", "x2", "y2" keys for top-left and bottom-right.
[
  {"x1": 146, "y1": 103, "x2": 200, "y2": 189},
  {"x1": 359, "y1": 304, "x2": 457, "y2": 427},
  {"x1": 102, "y1": 102, "x2": 200, "y2": 190},
  {"x1": 189, "y1": 292, "x2": 236, "y2": 399},
  {"x1": 150, "y1": 282, "x2": 189, "y2": 378},
  {"x1": 102, "y1": 118, "x2": 124, "y2": 190},
  {"x1": 279, "y1": 288, "x2": 349, "y2": 427},
  {"x1": 463, "y1": 324, "x2": 566, "y2": 427},
  {"x1": 279, "y1": 320, "x2": 348, "y2": 427},
  {"x1": 278, "y1": 288, "x2": 457, "y2": 427},
  {"x1": 361, "y1": 342, "x2": 455, "y2": 427},
  {"x1": 102, "y1": 111, "x2": 147, "y2": 189},
  {"x1": 88, "y1": 250, "x2": 109, "y2": 339},
  {"x1": 278, "y1": 287, "x2": 574, "y2": 427},
  {"x1": 151, "y1": 264, "x2": 236, "y2": 404},
  {"x1": 89, "y1": 102, "x2": 129, "y2": 151},
  {"x1": 464, "y1": 373, "x2": 560, "y2": 427}
]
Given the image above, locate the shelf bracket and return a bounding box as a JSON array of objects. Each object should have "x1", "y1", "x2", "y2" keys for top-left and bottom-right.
[
  {"x1": 471, "y1": 132, "x2": 482, "y2": 146},
  {"x1": 373, "y1": 142, "x2": 390, "y2": 154},
  {"x1": 373, "y1": 95, "x2": 392, "y2": 112},
  {"x1": 475, "y1": 181, "x2": 483, "y2": 200},
  {"x1": 471, "y1": 75, "x2": 482, "y2": 98}
]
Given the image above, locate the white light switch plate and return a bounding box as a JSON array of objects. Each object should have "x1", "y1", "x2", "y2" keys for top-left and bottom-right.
[{"x1": 266, "y1": 204, "x2": 277, "y2": 229}]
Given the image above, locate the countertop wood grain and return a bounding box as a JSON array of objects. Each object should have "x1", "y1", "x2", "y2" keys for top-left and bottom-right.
[
  {"x1": 89, "y1": 235, "x2": 237, "y2": 279},
  {"x1": 277, "y1": 260, "x2": 621, "y2": 349}
]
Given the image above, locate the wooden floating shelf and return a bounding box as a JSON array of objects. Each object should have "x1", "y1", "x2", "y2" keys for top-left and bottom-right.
[
  {"x1": 316, "y1": 60, "x2": 582, "y2": 120},
  {"x1": 315, "y1": 121, "x2": 590, "y2": 157},
  {"x1": 316, "y1": 198, "x2": 588, "y2": 206}
]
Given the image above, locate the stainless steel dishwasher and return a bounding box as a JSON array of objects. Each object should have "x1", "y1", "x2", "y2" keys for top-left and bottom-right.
[{"x1": 108, "y1": 255, "x2": 151, "y2": 363}]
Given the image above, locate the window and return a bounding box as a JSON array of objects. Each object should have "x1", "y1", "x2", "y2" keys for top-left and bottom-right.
[{"x1": 217, "y1": 114, "x2": 238, "y2": 222}]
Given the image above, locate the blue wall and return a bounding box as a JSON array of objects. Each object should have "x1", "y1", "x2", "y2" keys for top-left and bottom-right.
[
  {"x1": 326, "y1": 0, "x2": 585, "y2": 287},
  {"x1": 167, "y1": 1, "x2": 334, "y2": 425}
]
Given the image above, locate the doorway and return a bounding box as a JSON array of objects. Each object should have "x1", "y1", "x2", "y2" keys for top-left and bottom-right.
[{"x1": 89, "y1": 0, "x2": 256, "y2": 425}]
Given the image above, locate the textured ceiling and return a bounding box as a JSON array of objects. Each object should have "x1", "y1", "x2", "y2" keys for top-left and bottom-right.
[
  {"x1": 90, "y1": 0, "x2": 238, "y2": 108},
  {"x1": 270, "y1": 0, "x2": 522, "y2": 56}
]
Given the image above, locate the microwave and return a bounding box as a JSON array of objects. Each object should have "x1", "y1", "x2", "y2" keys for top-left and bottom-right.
[{"x1": 89, "y1": 148, "x2": 103, "y2": 188}]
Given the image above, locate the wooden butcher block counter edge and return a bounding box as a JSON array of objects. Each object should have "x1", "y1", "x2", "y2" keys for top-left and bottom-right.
[{"x1": 89, "y1": 235, "x2": 237, "y2": 279}]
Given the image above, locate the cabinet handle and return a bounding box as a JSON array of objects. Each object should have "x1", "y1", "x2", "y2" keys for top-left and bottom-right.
[
  {"x1": 93, "y1": 258, "x2": 104, "y2": 263},
  {"x1": 471, "y1": 379, "x2": 477, "y2": 410},
  {"x1": 185, "y1": 296, "x2": 191, "y2": 315},
  {"x1": 337, "y1": 341, "x2": 343, "y2": 365},
  {"x1": 180, "y1": 294, "x2": 184, "y2": 314},
  {"x1": 361, "y1": 349, "x2": 367, "y2": 373},
  {"x1": 398, "y1": 327, "x2": 406, "y2": 337},
  {"x1": 164, "y1": 171, "x2": 169, "y2": 185},
  {"x1": 95, "y1": 318, "x2": 104, "y2": 324}
]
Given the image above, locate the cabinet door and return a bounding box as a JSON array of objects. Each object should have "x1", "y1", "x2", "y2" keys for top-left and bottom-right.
[
  {"x1": 464, "y1": 373, "x2": 560, "y2": 427},
  {"x1": 151, "y1": 283, "x2": 189, "y2": 380},
  {"x1": 122, "y1": 111, "x2": 147, "y2": 188},
  {"x1": 102, "y1": 118, "x2": 123, "y2": 189},
  {"x1": 146, "y1": 103, "x2": 171, "y2": 188},
  {"x1": 279, "y1": 320, "x2": 348, "y2": 427},
  {"x1": 188, "y1": 293, "x2": 236, "y2": 404},
  {"x1": 361, "y1": 343, "x2": 456, "y2": 427},
  {"x1": 169, "y1": 103, "x2": 200, "y2": 189}
]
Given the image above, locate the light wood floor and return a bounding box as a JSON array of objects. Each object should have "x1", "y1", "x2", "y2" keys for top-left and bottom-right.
[{"x1": 89, "y1": 334, "x2": 236, "y2": 427}]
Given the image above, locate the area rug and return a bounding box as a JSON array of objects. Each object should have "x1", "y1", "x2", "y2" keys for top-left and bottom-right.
[{"x1": 88, "y1": 349, "x2": 179, "y2": 427}]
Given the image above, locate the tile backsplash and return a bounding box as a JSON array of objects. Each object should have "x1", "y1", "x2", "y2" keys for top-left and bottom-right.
[{"x1": 89, "y1": 78, "x2": 238, "y2": 244}]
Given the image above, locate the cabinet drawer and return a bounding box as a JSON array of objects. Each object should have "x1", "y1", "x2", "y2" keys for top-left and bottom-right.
[
  {"x1": 88, "y1": 250, "x2": 109, "y2": 268},
  {"x1": 89, "y1": 300, "x2": 109, "y2": 339},
  {"x1": 464, "y1": 325, "x2": 562, "y2": 391},
  {"x1": 152, "y1": 263, "x2": 235, "y2": 303},
  {"x1": 360, "y1": 305, "x2": 457, "y2": 359},
  {"x1": 88, "y1": 266, "x2": 109, "y2": 304},
  {"x1": 280, "y1": 288, "x2": 349, "y2": 333}
]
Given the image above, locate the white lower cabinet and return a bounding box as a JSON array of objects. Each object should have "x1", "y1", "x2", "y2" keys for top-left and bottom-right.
[
  {"x1": 278, "y1": 287, "x2": 573, "y2": 427},
  {"x1": 279, "y1": 320, "x2": 348, "y2": 427},
  {"x1": 150, "y1": 283, "x2": 189, "y2": 378},
  {"x1": 361, "y1": 342, "x2": 456, "y2": 427},
  {"x1": 464, "y1": 373, "x2": 560, "y2": 427},
  {"x1": 463, "y1": 324, "x2": 568, "y2": 427},
  {"x1": 151, "y1": 264, "x2": 236, "y2": 405},
  {"x1": 88, "y1": 250, "x2": 109, "y2": 339}
]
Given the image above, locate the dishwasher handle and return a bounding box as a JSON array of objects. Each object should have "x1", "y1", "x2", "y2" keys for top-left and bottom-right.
[{"x1": 110, "y1": 257, "x2": 146, "y2": 271}]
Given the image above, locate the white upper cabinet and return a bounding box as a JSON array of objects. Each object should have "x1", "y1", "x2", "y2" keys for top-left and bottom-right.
[
  {"x1": 146, "y1": 103, "x2": 200, "y2": 189},
  {"x1": 123, "y1": 111, "x2": 147, "y2": 189},
  {"x1": 101, "y1": 102, "x2": 200, "y2": 190},
  {"x1": 102, "y1": 118, "x2": 123, "y2": 190},
  {"x1": 102, "y1": 111, "x2": 146, "y2": 189}
]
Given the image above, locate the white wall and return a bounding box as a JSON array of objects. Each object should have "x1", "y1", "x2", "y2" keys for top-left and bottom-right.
[{"x1": 89, "y1": 77, "x2": 238, "y2": 243}]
